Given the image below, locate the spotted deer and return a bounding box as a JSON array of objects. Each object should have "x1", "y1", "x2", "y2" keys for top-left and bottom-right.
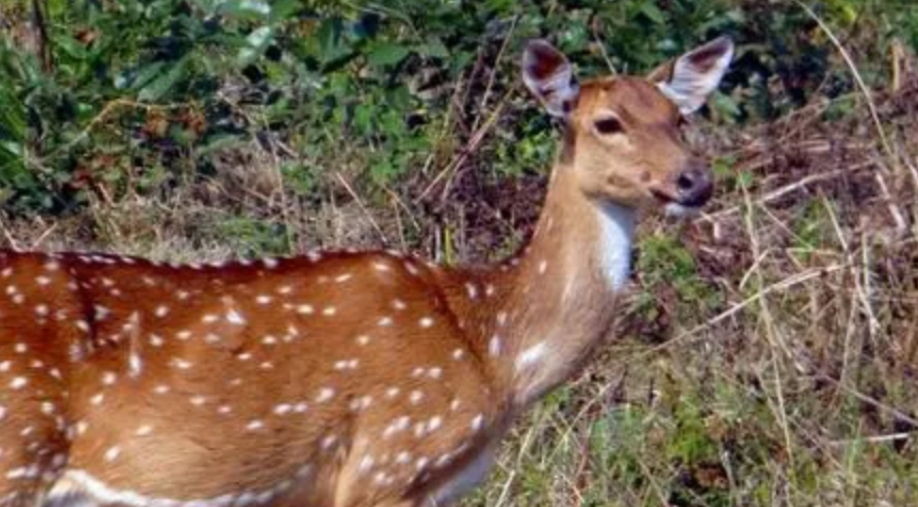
[{"x1": 0, "y1": 36, "x2": 733, "y2": 507}]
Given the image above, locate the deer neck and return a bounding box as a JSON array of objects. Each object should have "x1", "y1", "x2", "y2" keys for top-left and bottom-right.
[{"x1": 449, "y1": 163, "x2": 636, "y2": 410}]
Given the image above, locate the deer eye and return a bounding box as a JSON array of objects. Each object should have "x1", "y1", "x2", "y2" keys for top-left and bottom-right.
[{"x1": 593, "y1": 116, "x2": 624, "y2": 135}]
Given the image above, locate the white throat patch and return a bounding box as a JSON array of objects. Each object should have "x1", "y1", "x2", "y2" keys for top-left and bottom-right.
[{"x1": 596, "y1": 203, "x2": 636, "y2": 291}]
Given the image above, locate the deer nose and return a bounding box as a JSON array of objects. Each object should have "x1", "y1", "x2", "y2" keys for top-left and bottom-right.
[{"x1": 673, "y1": 166, "x2": 714, "y2": 208}]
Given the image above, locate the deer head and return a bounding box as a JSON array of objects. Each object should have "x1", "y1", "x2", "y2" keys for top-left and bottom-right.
[{"x1": 522, "y1": 37, "x2": 734, "y2": 216}]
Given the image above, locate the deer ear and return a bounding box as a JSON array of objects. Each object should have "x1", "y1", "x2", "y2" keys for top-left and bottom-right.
[
  {"x1": 651, "y1": 36, "x2": 734, "y2": 115},
  {"x1": 522, "y1": 39, "x2": 579, "y2": 118}
]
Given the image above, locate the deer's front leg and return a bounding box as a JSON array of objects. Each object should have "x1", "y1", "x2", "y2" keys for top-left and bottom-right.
[{"x1": 0, "y1": 394, "x2": 69, "y2": 507}]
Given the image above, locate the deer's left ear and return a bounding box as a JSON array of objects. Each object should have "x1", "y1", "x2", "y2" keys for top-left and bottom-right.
[
  {"x1": 649, "y1": 36, "x2": 734, "y2": 115},
  {"x1": 522, "y1": 39, "x2": 580, "y2": 118}
]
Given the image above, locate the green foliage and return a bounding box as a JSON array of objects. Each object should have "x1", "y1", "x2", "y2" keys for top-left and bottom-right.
[
  {"x1": 0, "y1": 0, "x2": 915, "y2": 218},
  {"x1": 637, "y1": 234, "x2": 723, "y2": 320},
  {"x1": 790, "y1": 198, "x2": 836, "y2": 261},
  {"x1": 217, "y1": 215, "x2": 291, "y2": 257}
]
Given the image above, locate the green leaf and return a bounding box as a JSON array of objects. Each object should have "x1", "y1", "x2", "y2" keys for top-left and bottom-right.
[
  {"x1": 560, "y1": 22, "x2": 588, "y2": 49},
  {"x1": 712, "y1": 156, "x2": 736, "y2": 179},
  {"x1": 415, "y1": 38, "x2": 449, "y2": 59},
  {"x1": 737, "y1": 170, "x2": 754, "y2": 188},
  {"x1": 639, "y1": 2, "x2": 666, "y2": 24},
  {"x1": 449, "y1": 50, "x2": 476, "y2": 76},
  {"x1": 367, "y1": 43, "x2": 411, "y2": 67},
  {"x1": 218, "y1": 0, "x2": 271, "y2": 19},
  {"x1": 246, "y1": 25, "x2": 275, "y2": 49},
  {"x1": 354, "y1": 103, "x2": 375, "y2": 134},
  {"x1": 188, "y1": 0, "x2": 219, "y2": 15},
  {"x1": 385, "y1": 85, "x2": 413, "y2": 110},
  {"x1": 237, "y1": 25, "x2": 275, "y2": 66},
  {"x1": 138, "y1": 59, "x2": 188, "y2": 102},
  {"x1": 317, "y1": 18, "x2": 343, "y2": 61},
  {"x1": 53, "y1": 34, "x2": 89, "y2": 60},
  {"x1": 270, "y1": 0, "x2": 301, "y2": 22},
  {"x1": 710, "y1": 90, "x2": 741, "y2": 121},
  {"x1": 0, "y1": 89, "x2": 27, "y2": 141},
  {"x1": 130, "y1": 61, "x2": 166, "y2": 90},
  {"x1": 194, "y1": 133, "x2": 246, "y2": 157},
  {"x1": 0, "y1": 140, "x2": 24, "y2": 157}
]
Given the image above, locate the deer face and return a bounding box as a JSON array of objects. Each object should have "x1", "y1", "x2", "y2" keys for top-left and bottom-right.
[{"x1": 522, "y1": 37, "x2": 734, "y2": 215}]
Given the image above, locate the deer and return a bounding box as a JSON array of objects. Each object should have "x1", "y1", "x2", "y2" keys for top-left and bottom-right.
[{"x1": 0, "y1": 35, "x2": 733, "y2": 507}]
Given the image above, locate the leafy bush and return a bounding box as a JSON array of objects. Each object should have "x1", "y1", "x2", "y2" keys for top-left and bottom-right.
[{"x1": 0, "y1": 0, "x2": 915, "y2": 217}]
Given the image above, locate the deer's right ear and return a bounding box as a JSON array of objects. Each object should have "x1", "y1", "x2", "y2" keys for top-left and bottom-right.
[{"x1": 522, "y1": 39, "x2": 579, "y2": 118}]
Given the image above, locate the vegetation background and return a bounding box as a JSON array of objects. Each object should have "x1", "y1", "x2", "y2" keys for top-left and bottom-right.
[{"x1": 2, "y1": 0, "x2": 918, "y2": 505}]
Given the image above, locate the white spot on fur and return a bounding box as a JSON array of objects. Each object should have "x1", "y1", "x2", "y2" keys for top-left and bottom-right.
[
  {"x1": 515, "y1": 341, "x2": 547, "y2": 371},
  {"x1": 104, "y1": 447, "x2": 121, "y2": 462},
  {"x1": 226, "y1": 309, "x2": 246, "y2": 325},
  {"x1": 488, "y1": 335, "x2": 501, "y2": 356},
  {"x1": 316, "y1": 388, "x2": 335, "y2": 403}
]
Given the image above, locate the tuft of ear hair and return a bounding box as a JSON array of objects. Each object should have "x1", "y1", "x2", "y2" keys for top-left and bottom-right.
[
  {"x1": 521, "y1": 39, "x2": 580, "y2": 118},
  {"x1": 649, "y1": 36, "x2": 735, "y2": 115}
]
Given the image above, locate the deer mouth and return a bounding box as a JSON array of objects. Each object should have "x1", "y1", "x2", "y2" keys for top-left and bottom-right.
[
  {"x1": 650, "y1": 188, "x2": 705, "y2": 217},
  {"x1": 650, "y1": 188, "x2": 679, "y2": 205},
  {"x1": 651, "y1": 176, "x2": 714, "y2": 210}
]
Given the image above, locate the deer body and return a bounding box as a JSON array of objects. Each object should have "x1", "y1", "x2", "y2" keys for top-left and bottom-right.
[{"x1": 0, "y1": 37, "x2": 733, "y2": 507}]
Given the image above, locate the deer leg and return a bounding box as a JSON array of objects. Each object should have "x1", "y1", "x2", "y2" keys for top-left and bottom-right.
[
  {"x1": 0, "y1": 405, "x2": 68, "y2": 507},
  {"x1": 0, "y1": 355, "x2": 70, "y2": 507}
]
